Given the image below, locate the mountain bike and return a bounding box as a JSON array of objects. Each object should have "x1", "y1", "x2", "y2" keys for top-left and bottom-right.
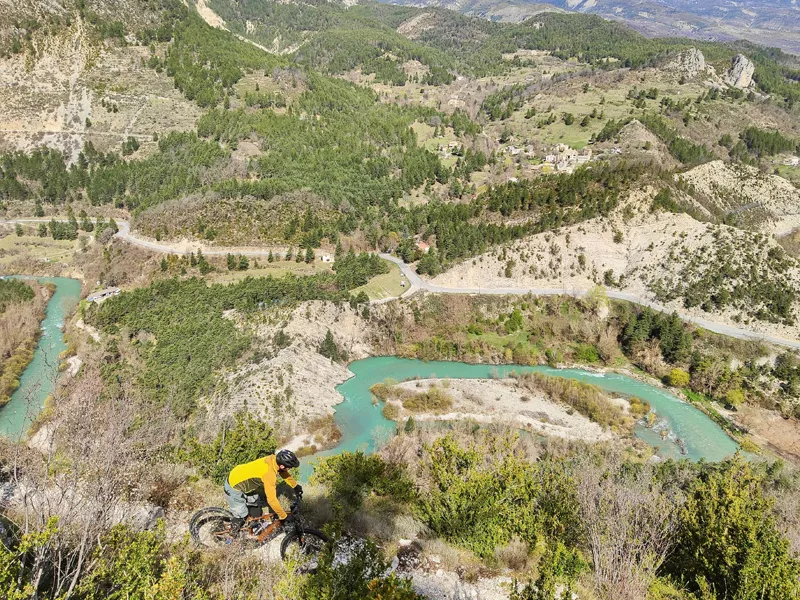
[{"x1": 189, "y1": 498, "x2": 328, "y2": 573}]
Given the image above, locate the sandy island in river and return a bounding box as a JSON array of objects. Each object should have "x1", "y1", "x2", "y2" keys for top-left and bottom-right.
[{"x1": 384, "y1": 377, "x2": 634, "y2": 443}]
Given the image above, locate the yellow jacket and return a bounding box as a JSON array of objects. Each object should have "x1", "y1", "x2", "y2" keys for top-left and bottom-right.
[{"x1": 228, "y1": 454, "x2": 298, "y2": 520}]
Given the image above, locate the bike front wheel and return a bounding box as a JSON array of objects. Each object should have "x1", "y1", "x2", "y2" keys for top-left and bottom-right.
[{"x1": 280, "y1": 528, "x2": 329, "y2": 574}]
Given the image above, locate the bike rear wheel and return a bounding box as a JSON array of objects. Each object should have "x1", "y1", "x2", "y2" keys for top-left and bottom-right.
[
  {"x1": 189, "y1": 507, "x2": 234, "y2": 547},
  {"x1": 280, "y1": 528, "x2": 329, "y2": 574}
]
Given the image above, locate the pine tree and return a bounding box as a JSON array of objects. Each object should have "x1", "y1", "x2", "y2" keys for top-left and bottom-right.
[
  {"x1": 404, "y1": 416, "x2": 415, "y2": 433},
  {"x1": 227, "y1": 253, "x2": 236, "y2": 270},
  {"x1": 197, "y1": 249, "x2": 212, "y2": 274},
  {"x1": 305, "y1": 247, "x2": 314, "y2": 263},
  {"x1": 318, "y1": 329, "x2": 340, "y2": 361},
  {"x1": 238, "y1": 255, "x2": 249, "y2": 270},
  {"x1": 335, "y1": 240, "x2": 344, "y2": 260},
  {"x1": 190, "y1": 252, "x2": 197, "y2": 267},
  {"x1": 161, "y1": 257, "x2": 168, "y2": 272},
  {"x1": 268, "y1": 250, "x2": 274, "y2": 263}
]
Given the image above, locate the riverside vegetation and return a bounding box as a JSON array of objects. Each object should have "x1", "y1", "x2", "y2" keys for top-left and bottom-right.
[
  {"x1": 380, "y1": 292, "x2": 800, "y2": 419},
  {"x1": 0, "y1": 279, "x2": 50, "y2": 407},
  {"x1": 1, "y1": 0, "x2": 800, "y2": 598}
]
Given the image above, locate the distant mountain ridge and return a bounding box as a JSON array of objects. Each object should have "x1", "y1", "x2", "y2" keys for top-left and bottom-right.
[{"x1": 381, "y1": 0, "x2": 800, "y2": 55}]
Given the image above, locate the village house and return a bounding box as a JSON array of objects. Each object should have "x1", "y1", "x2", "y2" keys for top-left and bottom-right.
[
  {"x1": 87, "y1": 287, "x2": 121, "y2": 303},
  {"x1": 417, "y1": 241, "x2": 431, "y2": 254},
  {"x1": 575, "y1": 148, "x2": 592, "y2": 164}
]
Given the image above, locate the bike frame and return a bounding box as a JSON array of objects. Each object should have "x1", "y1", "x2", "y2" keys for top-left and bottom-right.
[{"x1": 214, "y1": 499, "x2": 303, "y2": 546}]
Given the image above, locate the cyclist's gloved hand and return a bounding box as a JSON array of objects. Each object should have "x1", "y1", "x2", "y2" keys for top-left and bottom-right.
[{"x1": 294, "y1": 484, "x2": 304, "y2": 498}]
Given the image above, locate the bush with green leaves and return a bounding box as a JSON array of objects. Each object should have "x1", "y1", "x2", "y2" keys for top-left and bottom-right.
[
  {"x1": 509, "y1": 542, "x2": 587, "y2": 600},
  {"x1": 664, "y1": 454, "x2": 800, "y2": 599},
  {"x1": 318, "y1": 329, "x2": 341, "y2": 362},
  {"x1": 311, "y1": 451, "x2": 414, "y2": 518},
  {"x1": 415, "y1": 433, "x2": 580, "y2": 558},
  {"x1": 183, "y1": 411, "x2": 277, "y2": 485},
  {"x1": 303, "y1": 537, "x2": 424, "y2": 600},
  {"x1": 2, "y1": 518, "x2": 207, "y2": 600},
  {"x1": 667, "y1": 368, "x2": 691, "y2": 388}
]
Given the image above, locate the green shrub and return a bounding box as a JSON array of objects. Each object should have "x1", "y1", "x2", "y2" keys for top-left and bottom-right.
[
  {"x1": 311, "y1": 451, "x2": 414, "y2": 518},
  {"x1": 416, "y1": 434, "x2": 580, "y2": 558},
  {"x1": 573, "y1": 343, "x2": 600, "y2": 363},
  {"x1": 319, "y1": 329, "x2": 341, "y2": 361},
  {"x1": 0, "y1": 279, "x2": 34, "y2": 312},
  {"x1": 182, "y1": 411, "x2": 277, "y2": 484},
  {"x1": 628, "y1": 396, "x2": 651, "y2": 418},
  {"x1": 303, "y1": 538, "x2": 424, "y2": 600},
  {"x1": 382, "y1": 403, "x2": 400, "y2": 420},
  {"x1": 370, "y1": 383, "x2": 392, "y2": 400},
  {"x1": 667, "y1": 368, "x2": 691, "y2": 388},
  {"x1": 725, "y1": 388, "x2": 745, "y2": 407},
  {"x1": 509, "y1": 541, "x2": 586, "y2": 600},
  {"x1": 739, "y1": 437, "x2": 760, "y2": 454},
  {"x1": 665, "y1": 454, "x2": 800, "y2": 599}
]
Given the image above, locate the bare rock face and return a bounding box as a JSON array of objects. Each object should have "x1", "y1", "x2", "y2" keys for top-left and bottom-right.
[
  {"x1": 726, "y1": 54, "x2": 755, "y2": 89},
  {"x1": 666, "y1": 48, "x2": 706, "y2": 79}
]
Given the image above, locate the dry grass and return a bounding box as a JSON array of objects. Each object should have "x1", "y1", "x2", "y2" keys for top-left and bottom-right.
[
  {"x1": 494, "y1": 536, "x2": 530, "y2": 571},
  {"x1": 402, "y1": 387, "x2": 454, "y2": 414},
  {"x1": 372, "y1": 381, "x2": 454, "y2": 415},
  {"x1": 515, "y1": 372, "x2": 632, "y2": 431}
]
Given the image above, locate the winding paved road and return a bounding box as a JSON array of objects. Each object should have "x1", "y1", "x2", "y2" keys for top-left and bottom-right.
[
  {"x1": 377, "y1": 254, "x2": 800, "y2": 349},
  {"x1": 4, "y1": 218, "x2": 799, "y2": 349}
]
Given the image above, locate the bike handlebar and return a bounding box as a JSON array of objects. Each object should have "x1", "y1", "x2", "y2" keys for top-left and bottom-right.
[{"x1": 289, "y1": 497, "x2": 301, "y2": 513}]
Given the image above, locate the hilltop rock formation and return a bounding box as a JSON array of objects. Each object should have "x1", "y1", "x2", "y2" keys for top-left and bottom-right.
[
  {"x1": 725, "y1": 54, "x2": 755, "y2": 89},
  {"x1": 666, "y1": 48, "x2": 706, "y2": 79}
]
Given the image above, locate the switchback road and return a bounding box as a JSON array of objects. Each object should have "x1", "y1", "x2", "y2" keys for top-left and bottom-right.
[{"x1": 3, "y1": 218, "x2": 799, "y2": 349}]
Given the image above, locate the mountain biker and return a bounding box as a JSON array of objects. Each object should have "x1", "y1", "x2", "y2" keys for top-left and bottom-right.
[{"x1": 224, "y1": 449, "x2": 303, "y2": 537}]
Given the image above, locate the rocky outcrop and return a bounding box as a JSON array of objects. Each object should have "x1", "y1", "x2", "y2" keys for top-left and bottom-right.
[
  {"x1": 0, "y1": 480, "x2": 164, "y2": 531},
  {"x1": 725, "y1": 54, "x2": 755, "y2": 89},
  {"x1": 666, "y1": 48, "x2": 706, "y2": 79}
]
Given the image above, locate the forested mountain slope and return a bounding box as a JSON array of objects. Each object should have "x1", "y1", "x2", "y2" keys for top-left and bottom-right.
[{"x1": 381, "y1": 0, "x2": 800, "y2": 55}]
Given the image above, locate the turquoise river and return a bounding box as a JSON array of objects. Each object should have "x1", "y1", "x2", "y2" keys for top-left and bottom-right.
[
  {"x1": 301, "y1": 356, "x2": 740, "y2": 479},
  {"x1": 0, "y1": 276, "x2": 82, "y2": 438},
  {"x1": 0, "y1": 279, "x2": 740, "y2": 477}
]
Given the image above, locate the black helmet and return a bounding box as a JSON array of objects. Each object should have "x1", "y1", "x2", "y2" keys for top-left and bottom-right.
[{"x1": 276, "y1": 449, "x2": 300, "y2": 469}]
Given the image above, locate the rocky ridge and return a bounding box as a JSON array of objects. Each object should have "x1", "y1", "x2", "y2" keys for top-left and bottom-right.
[
  {"x1": 664, "y1": 47, "x2": 706, "y2": 79},
  {"x1": 725, "y1": 53, "x2": 755, "y2": 89}
]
